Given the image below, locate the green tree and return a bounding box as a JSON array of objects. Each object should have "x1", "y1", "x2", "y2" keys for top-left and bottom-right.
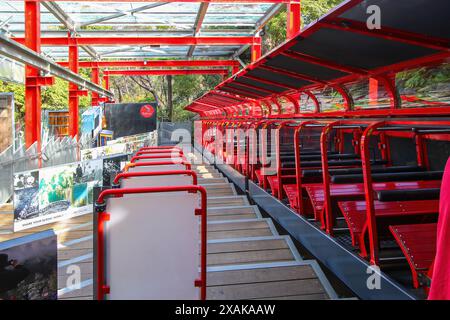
[
  {"x1": 241, "y1": 0, "x2": 345, "y2": 63},
  {"x1": 110, "y1": 73, "x2": 223, "y2": 122},
  {"x1": 0, "y1": 68, "x2": 94, "y2": 123}
]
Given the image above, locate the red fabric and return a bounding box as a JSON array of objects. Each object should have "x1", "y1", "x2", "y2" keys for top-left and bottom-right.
[{"x1": 429, "y1": 157, "x2": 450, "y2": 300}]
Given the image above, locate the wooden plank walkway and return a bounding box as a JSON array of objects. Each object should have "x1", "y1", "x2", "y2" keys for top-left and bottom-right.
[
  {"x1": 190, "y1": 161, "x2": 337, "y2": 300},
  {"x1": 0, "y1": 211, "x2": 94, "y2": 300}
]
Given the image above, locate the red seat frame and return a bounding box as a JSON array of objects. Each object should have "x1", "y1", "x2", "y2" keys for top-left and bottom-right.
[
  {"x1": 389, "y1": 223, "x2": 437, "y2": 289},
  {"x1": 338, "y1": 199, "x2": 438, "y2": 257}
]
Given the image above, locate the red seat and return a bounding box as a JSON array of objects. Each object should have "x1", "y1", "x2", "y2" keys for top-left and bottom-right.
[
  {"x1": 267, "y1": 175, "x2": 297, "y2": 198},
  {"x1": 254, "y1": 169, "x2": 264, "y2": 186},
  {"x1": 304, "y1": 180, "x2": 442, "y2": 222},
  {"x1": 338, "y1": 200, "x2": 439, "y2": 254},
  {"x1": 267, "y1": 176, "x2": 279, "y2": 196},
  {"x1": 389, "y1": 223, "x2": 437, "y2": 288},
  {"x1": 283, "y1": 184, "x2": 299, "y2": 210}
]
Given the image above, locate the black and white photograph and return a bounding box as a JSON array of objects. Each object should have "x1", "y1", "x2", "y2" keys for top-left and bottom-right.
[
  {"x1": 13, "y1": 171, "x2": 39, "y2": 190},
  {"x1": 103, "y1": 154, "x2": 128, "y2": 186}
]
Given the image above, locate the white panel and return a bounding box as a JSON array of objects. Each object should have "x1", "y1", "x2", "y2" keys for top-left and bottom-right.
[
  {"x1": 106, "y1": 192, "x2": 200, "y2": 300},
  {"x1": 135, "y1": 157, "x2": 183, "y2": 163},
  {"x1": 122, "y1": 175, "x2": 193, "y2": 188},
  {"x1": 129, "y1": 164, "x2": 186, "y2": 172},
  {"x1": 138, "y1": 153, "x2": 181, "y2": 158}
]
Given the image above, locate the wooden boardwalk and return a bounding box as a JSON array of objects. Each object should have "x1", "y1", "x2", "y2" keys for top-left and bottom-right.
[
  {"x1": 0, "y1": 159, "x2": 337, "y2": 300},
  {"x1": 0, "y1": 205, "x2": 94, "y2": 300}
]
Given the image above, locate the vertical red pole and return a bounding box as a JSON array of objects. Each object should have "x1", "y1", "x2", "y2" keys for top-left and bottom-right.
[
  {"x1": 24, "y1": 1, "x2": 41, "y2": 150},
  {"x1": 232, "y1": 65, "x2": 240, "y2": 75},
  {"x1": 91, "y1": 65, "x2": 100, "y2": 106},
  {"x1": 369, "y1": 78, "x2": 379, "y2": 107},
  {"x1": 251, "y1": 36, "x2": 262, "y2": 63},
  {"x1": 104, "y1": 75, "x2": 110, "y2": 91},
  {"x1": 68, "y1": 41, "x2": 79, "y2": 138},
  {"x1": 287, "y1": 1, "x2": 302, "y2": 39},
  {"x1": 320, "y1": 124, "x2": 333, "y2": 232}
]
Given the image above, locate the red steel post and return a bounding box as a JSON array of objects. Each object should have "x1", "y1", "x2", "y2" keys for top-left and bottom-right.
[
  {"x1": 91, "y1": 64, "x2": 100, "y2": 106},
  {"x1": 24, "y1": 1, "x2": 41, "y2": 149},
  {"x1": 103, "y1": 75, "x2": 110, "y2": 91},
  {"x1": 68, "y1": 41, "x2": 79, "y2": 138},
  {"x1": 287, "y1": 1, "x2": 301, "y2": 39},
  {"x1": 251, "y1": 36, "x2": 262, "y2": 63}
]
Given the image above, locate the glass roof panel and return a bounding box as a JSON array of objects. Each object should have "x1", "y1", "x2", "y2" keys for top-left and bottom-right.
[
  {"x1": 0, "y1": 1, "x2": 281, "y2": 60},
  {"x1": 207, "y1": 3, "x2": 272, "y2": 13}
]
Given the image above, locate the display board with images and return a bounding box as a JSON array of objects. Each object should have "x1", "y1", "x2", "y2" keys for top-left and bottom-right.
[
  {"x1": 80, "y1": 131, "x2": 156, "y2": 161},
  {"x1": 80, "y1": 143, "x2": 127, "y2": 161},
  {"x1": 106, "y1": 132, "x2": 154, "y2": 146},
  {"x1": 0, "y1": 230, "x2": 57, "y2": 300},
  {"x1": 13, "y1": 159, "x2": 103, "y2": 231}
]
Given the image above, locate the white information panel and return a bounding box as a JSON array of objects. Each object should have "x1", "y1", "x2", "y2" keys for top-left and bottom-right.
[
  {"x1": 129, "y1": 164, "x2": 187, "y2": 173},
  {"x1": 134, "y1": 157, "x2": 183, "y2": 163},
  {"x1": 138, "y1": 152, "x2": 182, "y2": 158},
  {"x1": 105, "y1": 192, "x2": 200, "y2": 300},
  {"x1": 122, "y1": 175, "x2": 193, "y2": 188}
]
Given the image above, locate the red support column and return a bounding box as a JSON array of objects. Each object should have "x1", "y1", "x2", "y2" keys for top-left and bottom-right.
[
  {"x1": 91, "y1": 64, "x2": 100, "y2": 106},
  {"x1": 232, "y1": 65, "x2": 240, "y2": 75},
  {"x1": 251, "y1": 36, "x2": 262, "y2": 63},
  {"x1": 103, "y1": 75, "x2": 110, "y2": 91},
  {"x1": 369, "y1": 78, "x2": 379, "y2": 107},
  {"x1": 24, "y1": 1, "x2": 41, "y2": 149},
  {"x1": 103, "y1": 75, "x2": 113, "y2": 103},
  {"x1": 287, "y1": 1, "x2": 302, "y2": 40},
  {"x1": 68, "y1": 41, "x2": 79, "y2": 138}
]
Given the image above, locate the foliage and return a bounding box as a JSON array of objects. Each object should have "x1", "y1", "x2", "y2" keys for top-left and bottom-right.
[
  {"x1": 396, "y1": 63, "x2": 450, "y2": 91},
  {"x1": 0, "y1": 69, "x2": 92, "y2": 122},
  {"x1": 110, "y1": 73, "x2": 223, "y2": 122},
  {"x1": 262, "y1": 0, "x2": 345, "y2": 53},
  {"x1": 0, "y1": 80, "x2": 24, "y2": 122}
]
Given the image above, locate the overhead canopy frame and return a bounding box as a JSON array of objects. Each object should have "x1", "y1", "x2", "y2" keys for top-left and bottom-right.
[{"x1": 185, "y1": 0, "x2": 450, "y2": 116}]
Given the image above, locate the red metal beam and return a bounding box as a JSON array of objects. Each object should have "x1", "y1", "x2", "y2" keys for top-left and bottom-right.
[
  {"x1": 103, "y1": 69, "x2": 229, "y2": 76},
  {"x1": 224, "y1": 81, "x2": 279, "y2": 94},
  {"x1": 103, "y1": 75, "x2": 110, "y2": 91},
  {"x1": 287, "y1": 1, "x2": 301, "y2": 40},
  {"x1": 13, "y1": 36, "x2": 257, "y2": 46},
  {"x1": 91, "y1": 65, "x2": 100, "y2": 106},
  {"x1": 251, "y1": 36, "x2": 262, "y2": 63},
  {"x1": 280, "y1": 50, "x2": 367, "y2": 75},
  {"x1": 220, "y1": 86, "x2": 264, "y2": 99},
  {"x1": 29, "y1": 0, "x2": 289, "y2": 2},
  {"x1": 194, "y1": 101, "x2": 221, "y2": 110},
  {"x1": 68, "y1": 42, "x2": 80, "y2": 138},
  {"x1": 320, "y1": 17, "x2": 450, "y2": 51},
  {"x1": 24, "y1": 0, "x2": 41, "y2": 150},
  {"x1": 242, "y1": 74, "x2": 298, "y2": 90},
  {"x1": 58, "y1": 60, "x2": 240, "y2": 68},
  {"x1": 210, "y1": 90, "x2": 249, "y2": 102},
  {"x1": 259, "y1": 65, "x2": 326, "y2": 84}
]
